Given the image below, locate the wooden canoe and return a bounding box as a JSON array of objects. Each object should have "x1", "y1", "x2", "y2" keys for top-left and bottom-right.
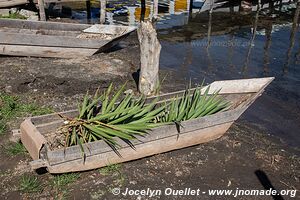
[
  {"x1": 0, "y1": 18, "x2": 136, "y2": 58},
  {"x1": 20, "y1": 77, "x2": 274, "y2": 173}
]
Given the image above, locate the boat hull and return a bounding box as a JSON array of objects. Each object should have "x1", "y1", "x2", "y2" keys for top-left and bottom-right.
[{"x1": 20, "y1": 77, "x2": 274, "y2": 173}]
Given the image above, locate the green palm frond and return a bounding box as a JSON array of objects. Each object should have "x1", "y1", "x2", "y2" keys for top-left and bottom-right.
[
  {"x1": 160, "y1": 85, "x2": 230, "y2": 123},
  {"x1": 58, "y1": 82, "x2": 230, "y2": 158},
  {"x1": 59, "y1": 84, "x2": 167, "y2": 157}
]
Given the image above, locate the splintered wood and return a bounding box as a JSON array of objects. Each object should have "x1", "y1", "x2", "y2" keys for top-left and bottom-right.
[{"x1": 137, "y1": 21, "x2": 161, "y2": 96}]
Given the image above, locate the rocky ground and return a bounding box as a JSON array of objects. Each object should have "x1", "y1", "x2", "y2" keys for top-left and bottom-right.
[{"x1": 0, "y1": 34, "x2": 299, "y2": 200}]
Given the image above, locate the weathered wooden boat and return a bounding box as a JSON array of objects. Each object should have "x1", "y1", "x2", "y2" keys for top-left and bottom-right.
[
  {"x1": 0, "y1": 18, "x2": 136, "y2": 58},
  {"x1": 20, "y1": 77, "x2": 274, "y2": 173}
]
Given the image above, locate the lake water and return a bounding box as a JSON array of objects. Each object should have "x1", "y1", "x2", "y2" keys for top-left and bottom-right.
[{"x1": 66, "y1": 0, "x2": 300, "y2": 147}]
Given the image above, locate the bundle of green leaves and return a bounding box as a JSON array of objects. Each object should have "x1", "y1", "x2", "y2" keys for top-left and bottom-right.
[
  {"x1": 59, "y1": 84, "x2": 167, "y2": 155},
  {"x1": 59, "y1": 83, "x2": 230, "y2": 156},
  {"x1": 159, "y1": 85, "x2": 230, "y2": 123}
]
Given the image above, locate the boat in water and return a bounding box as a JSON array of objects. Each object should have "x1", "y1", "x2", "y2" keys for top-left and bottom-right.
[{"x1": 0, "y1": 18, "x2": 136, "y2": 58}]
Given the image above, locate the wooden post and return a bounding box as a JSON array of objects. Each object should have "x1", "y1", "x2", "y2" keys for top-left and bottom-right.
[
  {"x1": 283, "y1": 1, "x2": 300, "y2": 74},
  {"x1": 100, "y1": 0, "x2": 106, "y2": 24},
  {"x1": 263, "y1": 22, "x2": 272, "y2": 75},
  {"x1": 153, "y1": 0, "x2": 158, "y2": 19},
  {"x1": 86, "y1": 0, "x2": 91, "y2": 19},
  {"x1": 140, "y1": 0, "x2": 146, "y2": 21},
  {"x1": 188, "y1": 0, "x2": 194, "y2": 20},
  {"x1": 206, "y1": 2, "x2": 213, "y2": 49},
  {"x1": 38, "y1": 0, "x2": 46, "y2": 21},
  {"x1": 206, "y1": 9, "x2": 213, "y2": 71},
  {"x1": 137, "y1": 21, "x2": 161, "y2": 96}
]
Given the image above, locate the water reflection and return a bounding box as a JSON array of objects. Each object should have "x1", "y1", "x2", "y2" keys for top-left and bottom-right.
[
  {"x1": 283, "y1": 1, "x2": 300, "y2": 74},
  {"x1": 263, "y1": 21, "x2": 272, "y2": 75},
  {"x1": 206, "y1": 4, "x2": 213, "y2": 71},
  {"x1": 155, "y1": 0, "x2": 299, "y2": 77},
  {"x1": 242, "y1": 3, "x2": 260, "y2": 77},
  {"x1": 67, "y1": 0, "x2": 203, "y2": 25}
]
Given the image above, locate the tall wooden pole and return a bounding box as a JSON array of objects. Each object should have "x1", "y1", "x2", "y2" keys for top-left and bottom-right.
[
  {"x1": 100, "y1": 0, "x2": 106, "y2": 24},
  {"x1": 206, "y1": 4, "x2": 213, "y2": 71},
  {"x1": 38, "y1": 0, "x2": 46, "y2": 21},
  {"x1": 228, "y1": 32, "x2": 235, "y2": 70},
  {"x1": 242, "y1": 3, "x2": 260, "y2": 77},
  {"x1": 206, "y1": 5, "x2": 213, "y2": 49},
  {"x1": 141, "y1": 0, "x2": 146, "y2": 21},
  {"x1": 138, "y1": 21, "x2": 161, "y2": 95},
  {"x1": 188, "y1": 0, "x2": 193, "y2": 20},
  {"x1": 86, "y1": 0, "x2": 91, "y2": 19},
  {"x1": 283, "y1": 2, "x2": 300, "y2": 74},
  {"x1": 153, "y1": 0, "x2": 158, "y2": 19},
  {"x1": 263, "y1": 22, "x2": 272, "y2": 75}
]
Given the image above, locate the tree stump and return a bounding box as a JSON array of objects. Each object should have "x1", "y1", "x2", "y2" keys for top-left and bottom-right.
[{"x1": 137, "y1": 21, "x2": 161, "y2": 96}]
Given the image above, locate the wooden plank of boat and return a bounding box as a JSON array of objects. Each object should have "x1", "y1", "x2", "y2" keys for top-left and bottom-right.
[
  {"x1": 0, "y1": 0, "x2": 27, "y2": 8},
  {"x1": 0, "y1": 19, "x2": 136, "y2": 35},
  {"x1": 0, "y1": 32, "x2": 109, "y2": 48},
  {"x1": 45, "y1": 123, "x2": 234, "y2": 173},
  {"x1": 21, "y1": 77, "x2": 274, "y2": 173},
  {"x1": 44, "y1": 108, "x2": 246, "y2": 166},
  {"x1": 0, "y1": 27, "x2": 82, "y2": 37},
  {"x1": 32, "y1": 0, "x2": 90, "y2": 3},
  {"x1": 0, "y1": 19, "x2": 136, "y2": 58},
  {"x1": 0, "y1": 19, "x2": 91, "y2": 31},
  {"x1": 0, "y1": 45, "x2": 97, "y2": 58}
]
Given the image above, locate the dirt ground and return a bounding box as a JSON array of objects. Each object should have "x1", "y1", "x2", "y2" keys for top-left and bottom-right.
[{"x1": 0, "y1": 34, "x2": 299, "y2": 200}]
